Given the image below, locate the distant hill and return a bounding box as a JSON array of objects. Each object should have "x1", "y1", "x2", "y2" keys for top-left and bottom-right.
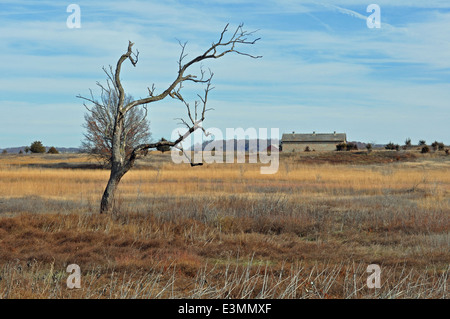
[
  {"x1": 187, "y1": 139, "x2": 387, "y2": 152},
  {"x1": 0, "y1": 146, "x2": 81, "y2": 154},
  {"x1": 188, "y1": 139, "x2": 280, "y2": 152}
]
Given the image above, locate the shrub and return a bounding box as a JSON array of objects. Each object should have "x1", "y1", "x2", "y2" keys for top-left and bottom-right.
[
  {"x1": 304, "y1": 146, "x2": 311, "y2": 152},
  {"x1": 419, "y1": 140, "x2": 426, "y2": 146},
  {"x1": 421, "y1": 145, "x2": 430, "y2": 154},
  {"x1": 404, "y1": 138, "x2": 411, "y2": 148},
  {"x1": 336, "y1": 142, "x2": 358, "y2": 151},
  {"x1": 1, "y1": 149, "x2": 7, "y2": 154},
  {"x1": 366, "y1": 143, "x2": 372, "y2": 152},
  {"x1": 29, "y1": 141, "x2": 46, "y2": 153},
  {"x1": 445, "y1": 149, "x2": 449, "y2": 155},
  {"x1": 385, "y1": 142, "x2": 399, "y2": 151},
  {"x1": 47, "y1": 147, "x2": 59, "y2": 154},
  {"x1": 431, "y1": 141, "x2": 445, "y2": 151},
  {"x1": 336, "y1": 143, "x2": 346, "y2": 151}
]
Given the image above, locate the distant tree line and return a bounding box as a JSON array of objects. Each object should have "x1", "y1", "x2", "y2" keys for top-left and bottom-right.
[{"x1": 333, "y1": 138, "x2": 448, "y2": 154}]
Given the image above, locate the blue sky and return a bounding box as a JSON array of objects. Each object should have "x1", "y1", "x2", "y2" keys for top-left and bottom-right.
[{"x1": 0, "y1": 0, "x2": 449, "y2": 148}]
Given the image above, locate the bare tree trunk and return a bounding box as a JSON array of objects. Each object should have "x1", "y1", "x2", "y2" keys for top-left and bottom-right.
[
  {"x1": 100, "y1": 171, "x2": 121, "y2": 214},
  {"x1": 100, "y1": 106, "x2": 127, "y2": 214}
]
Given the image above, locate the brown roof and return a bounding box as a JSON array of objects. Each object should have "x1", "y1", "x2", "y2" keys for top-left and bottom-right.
[{"x1": 282, "y1": 132, "x2": 346, "y2": 142}]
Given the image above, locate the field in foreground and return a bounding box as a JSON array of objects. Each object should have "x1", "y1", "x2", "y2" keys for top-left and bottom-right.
[{"x1": 0, "y1": 151, "x2": 448, "y2": 298}]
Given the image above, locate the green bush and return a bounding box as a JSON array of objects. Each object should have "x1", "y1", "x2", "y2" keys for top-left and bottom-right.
[{"x1": 30, "y1": 141, "x2": 46, "y2": 153}]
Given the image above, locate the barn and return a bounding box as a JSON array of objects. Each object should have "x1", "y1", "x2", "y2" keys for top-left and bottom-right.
[{"x1": 281, "y1": 131, "x2": 347, "y2": 152}]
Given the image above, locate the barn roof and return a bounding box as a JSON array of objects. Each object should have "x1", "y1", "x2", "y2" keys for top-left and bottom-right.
[{"x1": 282, "y1": 132, "x2": 346, "y2": 142}]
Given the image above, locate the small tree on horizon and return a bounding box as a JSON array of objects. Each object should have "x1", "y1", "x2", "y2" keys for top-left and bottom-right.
[
  {"x1": 29, "y1": 141, "x2": 46, "y2": 153},
  {"x1": 431, "y1": 141, "x2": 445, "y2": 151},
  {"x1": 403, "y1": 138, "x2": 411, "y2": 150},
  {"x1": 47, "y1": 146, "x2": 59, "y2": 154}
]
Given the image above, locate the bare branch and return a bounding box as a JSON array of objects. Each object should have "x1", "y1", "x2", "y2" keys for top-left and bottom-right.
[{"x1": 122, "y1": 24, "x2": 260, "y2": 114}]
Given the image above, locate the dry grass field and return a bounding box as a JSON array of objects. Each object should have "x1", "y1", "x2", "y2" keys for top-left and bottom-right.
[{"x1": 0, "y1": 150, "x2": 448, "y2": 298}]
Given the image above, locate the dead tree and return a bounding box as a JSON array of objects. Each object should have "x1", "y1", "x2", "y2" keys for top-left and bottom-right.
[{"x1": 78, "y1": 24, "x2": 260, "y2": 214}]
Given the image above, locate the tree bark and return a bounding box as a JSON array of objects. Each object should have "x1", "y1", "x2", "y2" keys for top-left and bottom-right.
[
  {"x1": 100, "y1": 171, "x2": 122, "y2": 214},
  {"x1": 100, "y1": 102, "x2": 127, "y2": 214}
]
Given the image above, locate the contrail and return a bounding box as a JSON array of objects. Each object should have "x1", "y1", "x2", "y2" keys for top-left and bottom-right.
[
  {"x1": 306, "y1": 12, "x2": 335, "y2": 32},
  {"x1": 316, "y1": 2, "x2": 400, "y2": 32}
]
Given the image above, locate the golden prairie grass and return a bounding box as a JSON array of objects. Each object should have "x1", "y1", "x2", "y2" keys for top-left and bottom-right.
[
  {"x1": 0, "y1": 154, "x2": 448, "y2": 204},
  {"x1": 0, "y1": 151, "x2": 449, "y2": 298}
]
